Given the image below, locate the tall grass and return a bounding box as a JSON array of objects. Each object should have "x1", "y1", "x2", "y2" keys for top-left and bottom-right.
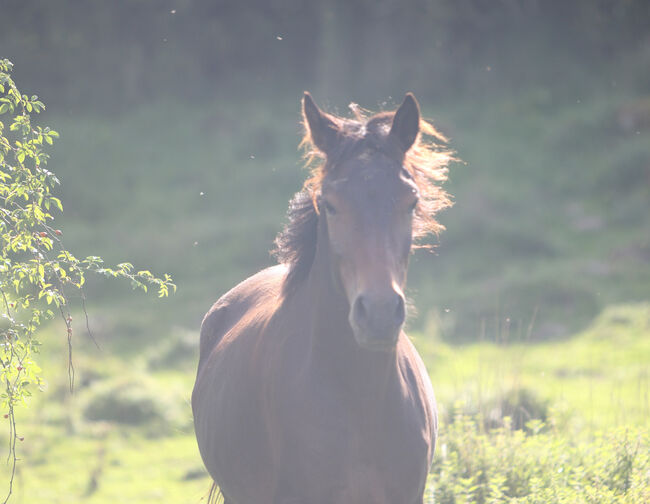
[{"x1": 430, "y1": 416, "x2": 649, "y2": 504}]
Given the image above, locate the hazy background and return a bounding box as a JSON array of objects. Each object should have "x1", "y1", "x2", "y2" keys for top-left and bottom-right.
[
  {"x1": 2, "y1": 0, "x2": 649, "y2": 342},
  {"x1": 2, "y1": 2, "x2": 650, "y2": 501}
]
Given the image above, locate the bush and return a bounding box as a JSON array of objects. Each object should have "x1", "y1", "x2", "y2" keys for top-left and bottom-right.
[
  {"x1": 146, "y1": 328, "x2": 198, "y2": 370},
  {"x1": 431, "y1": 414, "x2": 649, "y2": 503},
  {"x1": 81, "y1": 375, "x2": 183, "y2": 435},
  {"x1": 444, "y1": 386, "x2": 550, "y2": 433},
  {"x1": 0, "y1": 59, "x2": 174, "y2": 501}
]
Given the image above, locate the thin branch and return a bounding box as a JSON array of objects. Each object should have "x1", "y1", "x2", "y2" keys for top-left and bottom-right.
[
  {"x1": 58, "y1": 303, "x2": 74, "y2": 393},
  {"x1": 81, "y1": 292, "x2": 100, "y2": 350},
  {"x1": 2, "y1": 393, "x2": 16, "y2": 504},
  {"x1": 0, "y1": 289, "x2": 13, "y2": 322}
]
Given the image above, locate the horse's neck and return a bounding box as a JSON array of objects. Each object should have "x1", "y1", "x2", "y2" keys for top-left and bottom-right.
[{"x1": 298, "y1": 229, "x2": 399, "y2": 403}]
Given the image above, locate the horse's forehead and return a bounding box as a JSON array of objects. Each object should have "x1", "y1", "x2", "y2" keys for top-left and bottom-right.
[{"x1": 328, "y1": 153, "x2": 400, "y2": 195}]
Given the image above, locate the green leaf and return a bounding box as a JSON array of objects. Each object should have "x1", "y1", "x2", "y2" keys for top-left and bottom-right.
[{"x1": 50, "y1": 197, "x2": 63, "y2": 211}]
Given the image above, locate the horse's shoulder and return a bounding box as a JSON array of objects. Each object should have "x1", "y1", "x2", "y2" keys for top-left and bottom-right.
[
  {"x1": 398, "y1": 335, "x2": 438, "y2": 459},
  {"x1": 198, "y1": 264, "x2": 288, "y2": 365}
]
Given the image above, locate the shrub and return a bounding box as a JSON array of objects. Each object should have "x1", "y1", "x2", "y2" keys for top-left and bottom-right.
[
  {"x1": 0, "y1": 59, "x2": 174, "y2": 501},
  {"x1": 431, "y1": 414, "x2": 649, "y2": 503},
  {"x1": 444, "y1": 386, "x2": 550, "y2": 433},
  {"x1": 81, "y1": 374, "x2": 184, "y2": 435}
]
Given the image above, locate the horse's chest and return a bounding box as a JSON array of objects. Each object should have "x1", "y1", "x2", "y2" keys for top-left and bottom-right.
[{"x1": 276, "y1": 376, "x2": 430, "y2": 503}]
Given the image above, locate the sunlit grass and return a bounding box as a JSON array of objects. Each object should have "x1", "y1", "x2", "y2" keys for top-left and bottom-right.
[
  {"x1": 15, "y1": 432, "x2": 208, "y2": 503},
  {"x1": 416, "y1": 303, "x2": 650, "y2": 432}
]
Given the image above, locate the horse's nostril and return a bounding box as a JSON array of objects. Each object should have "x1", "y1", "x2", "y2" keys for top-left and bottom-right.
[
  {"x1": 353, "y1": 295, "x2": 369, "y2": 324},
  {"x1": 395, "y1": 295, "x2": 406, "y2": 325}
]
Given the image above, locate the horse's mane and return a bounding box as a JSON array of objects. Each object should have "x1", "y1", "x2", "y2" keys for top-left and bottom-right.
[{"x1": 273, "y1": 102, "x2": 453, "y2": 296}]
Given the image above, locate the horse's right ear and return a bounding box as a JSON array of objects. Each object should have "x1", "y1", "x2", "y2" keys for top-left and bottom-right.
[
  {"x1": 303, "y1": 92, "x2": 339, "y2": 155},
  {"x1": 389, "y1": 93, "x2": 420, "y2": 153}
]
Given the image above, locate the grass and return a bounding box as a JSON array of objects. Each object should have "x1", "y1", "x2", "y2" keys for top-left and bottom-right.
[
  {"x1": 13, "y1": 432, "x2": 208, "y2": 503},
  {"x1": 1, "y1": 302, "x2": 647, "y2": 502},
  {"x1": 419, "y1": 303, "x2": 650, "y2": 432}
]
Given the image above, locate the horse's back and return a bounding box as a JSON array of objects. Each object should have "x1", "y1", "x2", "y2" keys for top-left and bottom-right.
[{"x1": 196, "y1": 264, "x2": 287, "y2": 372}]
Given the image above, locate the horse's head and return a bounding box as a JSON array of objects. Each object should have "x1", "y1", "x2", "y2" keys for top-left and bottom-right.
[{"x1": 302, "y1": 92, "x2": 437, "y2": 350}]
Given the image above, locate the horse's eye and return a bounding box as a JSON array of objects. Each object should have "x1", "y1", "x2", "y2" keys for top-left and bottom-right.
[{"x1": 323, "y1": 200, "x2": 337, "y2": 215}]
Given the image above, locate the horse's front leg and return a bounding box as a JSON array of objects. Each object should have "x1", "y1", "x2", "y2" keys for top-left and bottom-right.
[{"x1": 414, "y1": 488, "x2": 429, "y2": 504}]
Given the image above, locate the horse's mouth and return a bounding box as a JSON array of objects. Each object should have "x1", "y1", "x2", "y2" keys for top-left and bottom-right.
[{"x1": 352, "y1": 329, "x2": 400, "y2": 351}]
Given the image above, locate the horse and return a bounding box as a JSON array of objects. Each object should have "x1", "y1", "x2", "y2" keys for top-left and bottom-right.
[{"x1": 192, "y1": 92, "x2": 452, "y2": 504}]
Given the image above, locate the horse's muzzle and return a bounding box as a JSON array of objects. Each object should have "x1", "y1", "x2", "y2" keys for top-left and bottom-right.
[{"x1": 349, "y1": 291, "x2": 405, "y2": 350}]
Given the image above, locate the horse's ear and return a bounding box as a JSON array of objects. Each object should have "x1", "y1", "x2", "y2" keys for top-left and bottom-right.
[
  {"x1": 303, "y1": 92, "x2": 339, "y2": 155},
  {"x1": 389, "y1": 93, "x2": 420, "y2": 153}
]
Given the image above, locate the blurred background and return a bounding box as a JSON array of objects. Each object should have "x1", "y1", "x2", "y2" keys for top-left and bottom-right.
[
  {"x1": 2, "y1": 0, "x2": 649, "y2": 340},
  {"x1": 1, "y1": 1, "x2": 649, "y2": 502}
]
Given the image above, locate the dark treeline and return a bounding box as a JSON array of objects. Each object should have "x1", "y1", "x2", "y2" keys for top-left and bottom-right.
[{"x1": 2, "y1": 0, "x2": 649, "y2": 112}]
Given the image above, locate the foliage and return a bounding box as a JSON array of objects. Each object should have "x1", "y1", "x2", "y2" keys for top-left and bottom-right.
[
  {"x1": 0, "y1": 59, "x2": 174, "y2": 502},
  {"x1": 430, "y1": 413, "x2": 649, "y2": 504}
]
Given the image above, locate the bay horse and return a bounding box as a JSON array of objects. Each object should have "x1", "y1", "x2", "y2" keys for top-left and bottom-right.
[{"x1": 192, "y1": 92, "x2": 452, "y2": 504}]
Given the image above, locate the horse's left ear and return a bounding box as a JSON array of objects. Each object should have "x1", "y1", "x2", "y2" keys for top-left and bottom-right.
[{"x1": 389, "y1": 93, "x2": 420, "y2": 153}]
